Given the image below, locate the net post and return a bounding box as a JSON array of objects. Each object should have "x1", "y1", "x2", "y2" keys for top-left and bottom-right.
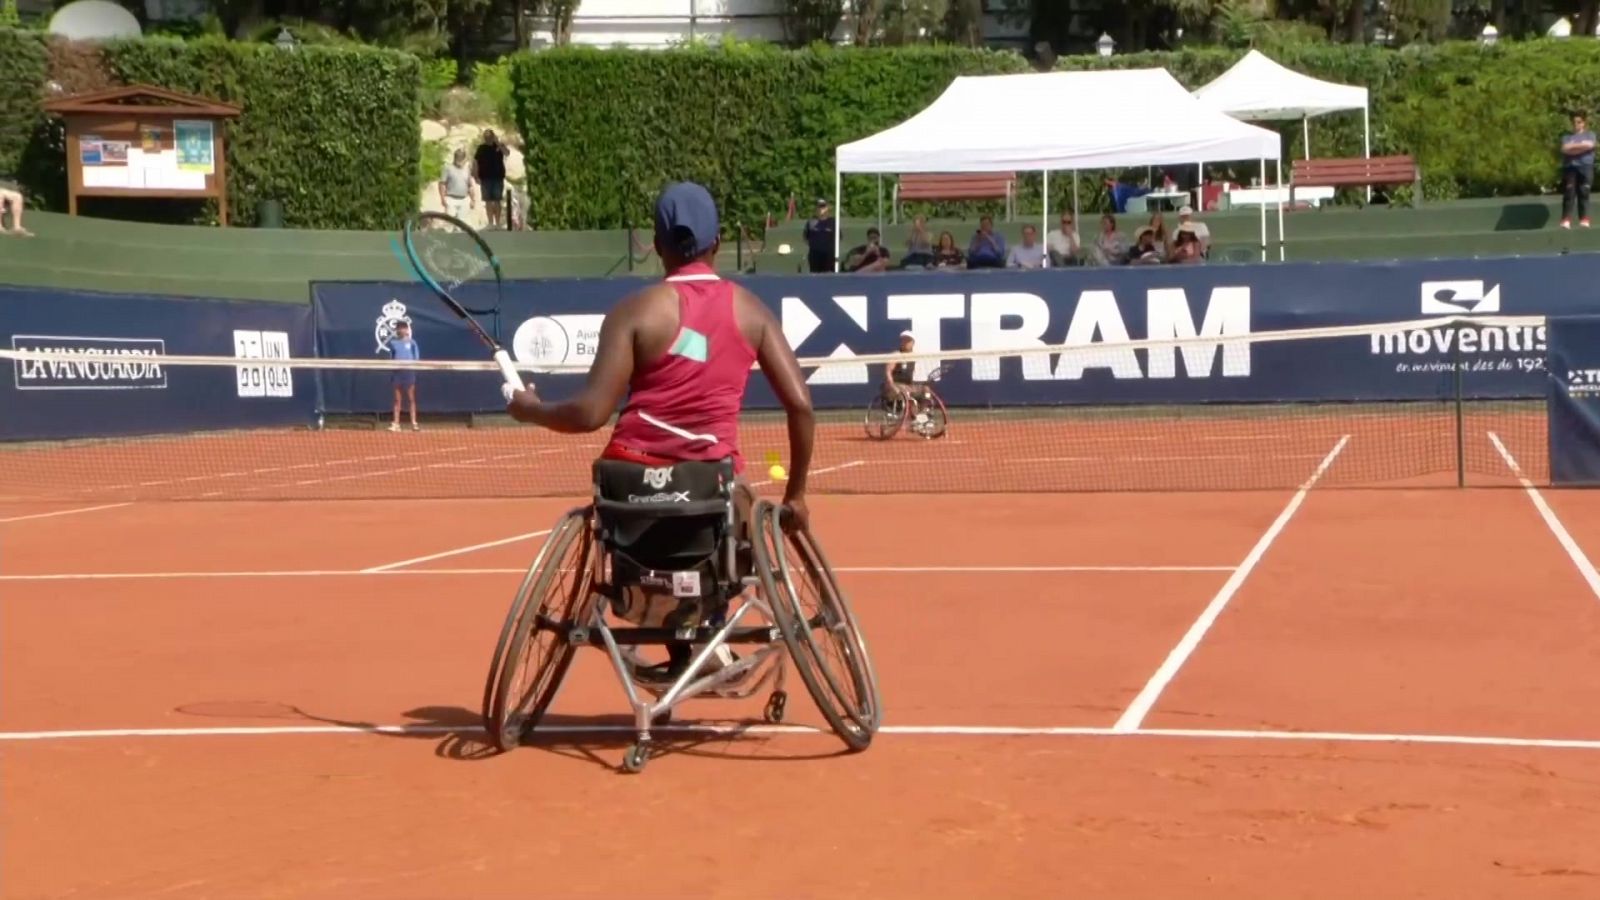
[{"x1": 1453, "y1": 321, "x2": 1465, "y2": 488}]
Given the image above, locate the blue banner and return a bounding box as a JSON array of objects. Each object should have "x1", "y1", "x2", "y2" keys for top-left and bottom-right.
[
  {"x1": 312, "y1": 254, "x2": 1600, "y2": 414},
  {"x1": 1, "y1": 286, "x2": 317, "y2": 441},
  {"x1": 1547, "y1": 316, "x2": 1600, "y2": 486}
]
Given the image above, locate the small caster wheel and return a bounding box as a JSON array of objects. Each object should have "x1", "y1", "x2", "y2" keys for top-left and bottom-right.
[
  {"x1": 652, "y1": 707, "x2": 673, "y2": 725},
  {"x1": 622, "y1": 743, "x2": 650, "y2": 773},
  {"x1": 764, "y1": 690, "x2": 787, "y2": 724}
]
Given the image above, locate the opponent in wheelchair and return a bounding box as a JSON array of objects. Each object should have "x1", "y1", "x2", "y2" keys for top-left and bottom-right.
[
  {"x1": 864, "y1": 331, "x2": 950, "y2": 441},
  {"x1": 482, "y1": 456, "x2": 880, "y2": 773}
]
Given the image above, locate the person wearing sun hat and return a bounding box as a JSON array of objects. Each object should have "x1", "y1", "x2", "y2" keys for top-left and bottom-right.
[{"x1": 1176, "y1": 204, "x2": 1210, "y2": 255}]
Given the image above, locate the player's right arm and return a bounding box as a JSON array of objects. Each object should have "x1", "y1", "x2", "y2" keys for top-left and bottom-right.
[{"x1": 740, "y1": 285, "x2": 814, "y2": 530}]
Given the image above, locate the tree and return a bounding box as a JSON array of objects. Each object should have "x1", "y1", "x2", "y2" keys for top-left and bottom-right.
[
  {"x1": 781, "y1": 0, "x2": 845, "y2": 45},
  {"x1": 942, "y1": 0, "x2": 982, "y2": 46}
]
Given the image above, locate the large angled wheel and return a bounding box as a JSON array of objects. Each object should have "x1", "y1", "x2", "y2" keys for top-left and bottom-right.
[
  {"x1": 482, "y1": 507, "x2": 594, "y2": 752},
  {"x1": 753, "y1": 501, "x2": 881, "y2": 751},
  {"x1": 863, "y1": 393, "x2": 906, "y2": 440}
]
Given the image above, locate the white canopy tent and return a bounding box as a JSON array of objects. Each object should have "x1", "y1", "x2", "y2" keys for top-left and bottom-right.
[
  {"x1": 1192, "y1": 49, "x2": 1369, "y2": 165},
  {"x1": 1194, "y1": 51, "x2": 1372, "y2": 224},
  {"x1": 833, "y1": 68, "x2": 1285, "y2": 268}
]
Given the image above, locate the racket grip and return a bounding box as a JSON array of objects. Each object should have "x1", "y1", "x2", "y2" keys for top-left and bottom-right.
[
  {"x1": 493, "y1": 349, "x2": 527, "y2": 404},
  {"x1": 493, "y1": 349, "x2": 525, "y2": 391}
]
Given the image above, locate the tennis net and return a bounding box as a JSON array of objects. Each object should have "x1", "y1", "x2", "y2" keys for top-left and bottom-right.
[{"x1": 0, "y1": 315, "x2": 1551, "y2": 501}]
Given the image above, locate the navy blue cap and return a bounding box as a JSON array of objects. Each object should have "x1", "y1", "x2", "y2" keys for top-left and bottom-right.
[{"x1": 655, "y1": 182, "x2": 720, "y2": 259}]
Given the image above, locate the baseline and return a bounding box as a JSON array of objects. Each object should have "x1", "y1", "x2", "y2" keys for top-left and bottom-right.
[
  {"x1": 0, "y1": 564, "x2": 1234, "y2": 582},
  {"x1": 5, "y1": 722, "x2": 1600, "y2": 753}
]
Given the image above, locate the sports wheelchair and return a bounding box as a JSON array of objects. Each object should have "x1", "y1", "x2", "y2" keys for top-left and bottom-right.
[
  {"x1": 863, "y1": 362, "x2": 952, "y2": 441},
  {"x1": 482, "y1": 457, "x2": 881, "y2": 773}
]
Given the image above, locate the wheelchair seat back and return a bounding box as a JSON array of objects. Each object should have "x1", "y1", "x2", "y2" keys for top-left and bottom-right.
[{"x1": 592, "y1": 458, "x2": 735, "y2": 603}]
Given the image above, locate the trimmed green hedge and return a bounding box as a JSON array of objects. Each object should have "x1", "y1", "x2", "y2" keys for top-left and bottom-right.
[
  {"x1": 0, "y1": 29, "x2": 48, "y2": 184},
  {"x1": 512, "y1": 43, "x2": 1028, "y2": 231},
  {"x1": 103, "y1": 39, "x2": 421, "y2": 228},
  {"x1": 2, "y1": 32, "x2": 420, "y2": 229},
  {"x1": 513, "y1": 38, "x2": 1600, "y2": 229}
]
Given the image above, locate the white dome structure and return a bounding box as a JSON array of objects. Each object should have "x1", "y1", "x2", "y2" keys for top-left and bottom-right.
[{"x1": 47, "y1": 0, "x2": 143, "y2": 41}]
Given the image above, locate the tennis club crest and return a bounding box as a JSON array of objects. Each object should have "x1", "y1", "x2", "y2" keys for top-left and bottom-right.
[{"x1": 375, "y1": 299, "x2": 412, "y2": 352}]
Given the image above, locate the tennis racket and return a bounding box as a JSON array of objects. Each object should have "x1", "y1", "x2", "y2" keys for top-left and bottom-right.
[{"x1": 398, "y1": 211, "x2": 526, "y2": 400}]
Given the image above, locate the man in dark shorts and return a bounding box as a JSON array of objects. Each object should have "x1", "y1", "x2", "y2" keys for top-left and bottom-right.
[
  {"x1": 473, "y1": 130, "x2": 509, "y2": 229},
  {"x1": 803, "y1": 198, "x2": 836, "y2": 273},
  {"x1": 505, "y1": 182, "x2": 816, "y2": 674}
]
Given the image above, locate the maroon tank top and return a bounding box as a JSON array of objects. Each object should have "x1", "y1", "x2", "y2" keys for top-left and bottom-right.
[{"x1": 606, "y1": 263, "x2": 758, "y2": 472}]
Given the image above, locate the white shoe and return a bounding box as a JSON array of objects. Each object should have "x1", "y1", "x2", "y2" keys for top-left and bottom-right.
[{"x1": 388, "y1": 422, "x2": 400, "y2": 432}]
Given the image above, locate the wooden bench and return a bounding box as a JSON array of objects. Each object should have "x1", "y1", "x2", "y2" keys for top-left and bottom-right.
[
  {"x1": 1291, "y1": 155, "x2": 1421, "y2": 206},
  {"x1": 893, "y1": 173, "x2": 1015, "y2": 222}
]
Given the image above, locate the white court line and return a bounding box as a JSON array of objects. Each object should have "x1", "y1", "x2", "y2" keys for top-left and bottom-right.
[
  {"x1": 1112, "y1": 434, "x2": 1351, "y2": 733},
  {"x1": 5, "y1": 721, "x2": 1600, "y2": 752},
  {"x1": 1489, "y1": 431, "x2": 1600, "y2": 601},
  {"x1": 0, "y1": 503, "x2": 132, "y2": 524},
  {"x1": 360, "y1": 529, "x2": 554, "y2": 573},
  {"x1": 0, "y1": 564, "x2": 1230, "y2": 582}
]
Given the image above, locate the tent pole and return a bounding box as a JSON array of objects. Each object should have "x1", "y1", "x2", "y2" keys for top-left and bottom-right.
[
  {"x1": 1072, "y1": 171, "x2": 1080, "y2": 223},
  {"x1": 834, "y1": 167, "x2": 842, "y2": 273},
  {"x1": 1276, "y1": 156, "x2": 1285, "y2": 262},
  {"x1": 876, "y1": 174, "x2": 883, "y2": 231},
  {"x1": 1042, "y1": 170, "x2": 1050, "y2": 268},
  {"x1": 1258, "y1": 158, "x2": 1266, "y2": 263},
  {"x1": 1303, "y1": 116, "x2": 1311, "y2": 160},
  {"x1": 1363, "y1": 105, "x2": 1372, "y2": 203}
]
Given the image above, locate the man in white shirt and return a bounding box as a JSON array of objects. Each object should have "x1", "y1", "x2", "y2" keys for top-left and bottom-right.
[
  {"x1": 1176, "y1": 205, "x2": 1210, "y2": 255},
  {"x1": 438, "y1": 148, "x2": 475, "y2": 221},
  {"x1": 1046, "y1": 214, "x2": 1078, "y2": 266},
  {"x1": 1007, "y1": 224, "x2": 1046, "y2": 269}
]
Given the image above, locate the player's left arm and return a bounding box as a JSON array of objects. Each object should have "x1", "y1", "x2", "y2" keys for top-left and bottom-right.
[{"x1": 506, "y1": 293, "x2": 640, "y2": 432}]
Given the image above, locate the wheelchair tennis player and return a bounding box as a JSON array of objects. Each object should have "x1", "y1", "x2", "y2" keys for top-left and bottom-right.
[
  {"x1": 883, "y1": 330, "x2": 936, "y2": 412},
  {"x1": 503, "y1": 181, "x2": 816, "y2": 680}
]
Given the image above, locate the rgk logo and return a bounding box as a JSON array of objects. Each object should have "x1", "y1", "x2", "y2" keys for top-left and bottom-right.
[{"x1": 642, "y1": 467, "x2": 672, "y2": 489}]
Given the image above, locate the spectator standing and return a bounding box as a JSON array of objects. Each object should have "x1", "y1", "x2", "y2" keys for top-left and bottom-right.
[
  {"x1": 385, "y1": 320, "x2": 421, "y2": 432},
  {"x1": 1007, "y1": 224, "x2": 1046, "y2": 269},
  {"x1": 438, "y1": 148, "x2": 475, "y2": 221},
  {"x1": 472, "y1": 129, "x2": 509, "y2": 229},
  {"x1": 1105, "y1": 176, "x2": 1152, "y2": 213},
  {"x1": 967, "y1": 215, "x2": 1007, "y2": 269},
  {"x1": 803, "y1": 198, "x2": 836, "y2": 273},
  {"x1": 932, "y1": 231, "x2": 965, "y2": 269},
  {"x1": 1561, "y1": 112, "x2": 1595, "y2": 229},
  {"x1": 844, "y1": 227, "x2": 892, "y2": 272},
  {"x1": 0, "y1": 174, "x2": 31, "y2": 237},
  {"x1": 1047, "y1": 213, "x2": 1079, "y2": 266},
  {"x1": 904, "y1": 216, "x2": 935, "y2": 268}
]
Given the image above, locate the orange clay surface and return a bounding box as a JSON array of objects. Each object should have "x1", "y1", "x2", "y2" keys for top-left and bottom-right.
[{"x1": 6, "y1": 434, "x2": 1600, "y2": 899}]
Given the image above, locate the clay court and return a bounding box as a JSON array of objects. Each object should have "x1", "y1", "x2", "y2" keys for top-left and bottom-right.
[{"x1": 5, "y1": 413, "x2": 1600, "y2": 900}]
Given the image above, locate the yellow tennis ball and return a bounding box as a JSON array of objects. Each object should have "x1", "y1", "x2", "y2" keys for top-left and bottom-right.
[{"x1": 769, "y1": 464, "x2": 787, "y2": 481}]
